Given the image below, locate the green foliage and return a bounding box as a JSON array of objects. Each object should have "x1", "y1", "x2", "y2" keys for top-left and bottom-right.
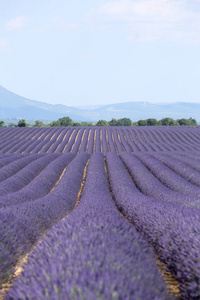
[
  {"x1": 20, "y1": 116, "x2": 198, "y2": 128},
  {"x1": 34, "y1": 120, "x2": 45, "y2": 127},
  {"x1": 146, "y1": 118, "x2": 158, "y2": 126},
  {"x1": 109, "y1": 118, "x2": 118, "y2": 126},
  {"x1": 189, "y1": 117, "x2": 198, "y2": 125},
  {"x1": 50, "y1": 120, "x2": 61, "y2": 127},
  {"x1": 72, "y1": 122, "x2": 81, "y2": 126},
  {"x1": 0, "y1": 121, "x2": 5, "y2": 127},
  {"x1": 58, "y1": 116, "x2": 73, "y2": 127},
  {"x1": 17, "y1": 119, "x2": 28, "y2": 127},
  {"x1": 138, "y1": 120, "x2": 147, "y2": 126},
  {"x1": 80, "y1": 122, "x2": 94, "y2": 126},
  {"x1": 136, "y1": 117, "x2": 198, "y2": 126},
  {"x1": 117, "y1": 118, "x2": 132, "y2": 126},
  {"x1": 177, "y1": 118, "x2": 191, "y2": 126},
  {"x1": 49, "y1": 120, "x2": 95, "y2": 127},
  {"x1": 96, "y1": 120, "x2": 109, "y2": 126},
  {"x1": 50, "y1": 117, "x2": 73, "y2": 127},
  {"x1": 160, "y1": 118, "x2": 177, "y2": 126},
  {"x1": 157, "y1": 120, "x2": 162, "y2": 126}
]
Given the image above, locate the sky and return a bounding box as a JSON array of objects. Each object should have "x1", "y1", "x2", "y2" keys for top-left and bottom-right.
[{"x1": 0, "y1": 0, "x2": 200, "y2": 107}]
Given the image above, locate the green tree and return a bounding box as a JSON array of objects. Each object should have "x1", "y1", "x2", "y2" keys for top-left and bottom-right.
[
  {"x1": 17, "y1": 119, "x2": 28, "y2": 127},
  {"x1": 34, "y1": 120, "x2": 44, "y2": 127},
  {"x1": 138, "y1": 119, "x2": 147, "y2": 126},
  {"x1": 58, "y1": 116, "x2": 73, "y2": 127},
  {"x1": 147, "y1": 118, "x2": 158, "y2": 126},
  {"x1": 80, "y1": 122, "x2": 94, "y2": 126},
  {"x1": 109, "y1": 118, "x2": 118, "y2": 126},
  {"x1": 117, "y1": 118, "x2": 132, "y2": 126},
  {"x1": 177, "y1": 118, "x2": 191, "y2": 126},
  {"x1": 96, "y1": 120, "x2": 109, "y2": 126},
  {"x1": 157, "y1": 120, "x2": 162, "y2": 126},
  {"x1": 189, "y1": 117, "x2": 198, "y2": 125},
  {"x1": 50, "y1": 120, "x2": 61, "y2": 127},
  {"x1": 0, "y1": 121, "x2": 5, "y2": 127},
  {"x1": 160, "y1": 118, "x2": 177, "y2": 126},
  {"x1": 72, "y1": 122, "x2": 81, "y2": 126}
]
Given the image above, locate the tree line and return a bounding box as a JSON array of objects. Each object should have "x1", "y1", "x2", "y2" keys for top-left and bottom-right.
[{"x1": 0, "y1": 116, "x2": 198, "y2": 127}]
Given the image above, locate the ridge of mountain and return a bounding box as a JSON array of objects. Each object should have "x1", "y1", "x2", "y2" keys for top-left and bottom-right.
[{"x1": 0, "y1": 85, "x2": 200, "y2": 122}]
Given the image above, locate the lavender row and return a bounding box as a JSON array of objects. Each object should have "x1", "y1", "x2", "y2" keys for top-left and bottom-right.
[
  {"x1": 63, "y1": 128, "x2": 79, "y2": 153},
  {"x1": 36, "y1": 127, "x2": 64, "y2": 153},
  {"x1": 133, "y1": 128, "x2": 154, "y2": 152},
  {"x1": 117, "y1": 128, "x2": 132, "y2": 152},
  {"x1": 0, "y1": 126, "x2": 199, "y2": 154},
  {"x1": 133, "y1": 152, "x2": 200, "y2": 197},
  {"x1": 158, "y1": 129, "x2": 195, "y2": 151},
  {"x1": 46, "y1": 129, "x2": 70, "y2": 153},
  {"x1": 152, "y1": 129, "x2": 186, "y2": 151},
  {"x1": 0, "y1": 154, "x2": 41, "y2": 182},
  {"x1": 129, "y1": 129, "x2": 148, "y2": 151},
  {"x1": 0, "y1": 137, "x2": 20, "y2": 152},
  {"x1": 170, "y1": 150, "x2": 200, "y2": 162},
  {"x1": 0, "y1": 153, "x2": 60, "y2": 197},
  {"x1": 28, "y1": 127, "x2": 48, "y2": 140},
  {"x1": 123, "y1": 128, "x2": 140, "y2": 151},
  {"x1": 0, "y1": 153, "x2": 90, "y2": 287},
  {"x1": 5, "y1": 153, "x2": 169, "y2": 300},
  {"x1": 107, "y1": 128, "x2": 117, "y2": 153},
  {"x1": 169, "y1": 129, "x2": 200, "y2": 150},
  {"x1": 148, "y1": 129, "x2": 179, "y2": 151},
  {"x1": 0, "y1": 153, "x2": 74, "y2": 208},
  {"x1": 71, "y1": 128, "x2": 85, "y2": 154},
  {"x1": 55, "y1": 128, "x2": 74, "y2": 153},
  {"x1": 120, "y1": 153, "x2": 200, "y2": 208},
  {"x1": 106, "y1": 152, "x2": 200, "y2": 299},
  {"x1": 139, "y1": 128, "x2": 165, "y2": 151},
  {"x1": 0, "y1": 154, "x2": 29, "y2": 169},
  {"x1": 0, "y1": 138, "x2": 26, "y2": 154},
  {"x1": 94, "y1": 128, "x2": 101, "y2": 152},
  {"x1": 87, "y1": 128, "x2": 95, "y2": 154},
  {"x1": 163, "y1": 152, "x2": 200, "y2": 172},
  {"x1": 101, "y1": 128, "x2": 109, "y2": 154},
  {"x1": 150, "y1": 152, "x2": 200, "y2": 187},
  {"x1": 78, "y1": 128, "x2": 90, "y2": 153},
  {"x1": 112, "y1": 128, "x2": 124, "y2": 152}
]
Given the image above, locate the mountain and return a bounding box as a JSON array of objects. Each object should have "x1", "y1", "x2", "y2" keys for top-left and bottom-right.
[
  {"x1": 0, "y1": 85, "x2": 87, "y2": 121},
  {"x1": 0, "y1": 85, "x2": 200, "y2": 122},
  {"x1": 91, "y1": 102, "x2": 200, "y2": 121}
]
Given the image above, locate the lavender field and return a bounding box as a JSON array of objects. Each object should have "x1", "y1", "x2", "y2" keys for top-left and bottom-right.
[{"x1": 0, "y1": 126, "x2": 200, "y2": 299}]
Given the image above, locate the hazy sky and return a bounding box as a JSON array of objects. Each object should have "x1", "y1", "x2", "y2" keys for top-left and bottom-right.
[{"x1": 0, "y1": 0, "x2": 200, "y2": 106}]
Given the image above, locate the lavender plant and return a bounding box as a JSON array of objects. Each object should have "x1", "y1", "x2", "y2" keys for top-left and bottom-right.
[
  {"x1": 119, "y1": 152, "x2": 199, "y2": 207},
  {"x1": 106, "y1": 152, "x2": 200, "y2": 299},
  {"x1": 0, "y1": 153, "x2": 90, "y2": 287},
  {"x1": 150, "y1": 152, "x2": 200, "y2": 187},
  {"x1": 0, "y1": 153, "x2": 74, "y2": 208},
  {"x1": 0, "y1": 154, "x2": 40, "y2": 182},
  {"x1": 5, "y1": 153, "x2": 169, "y2": 300},
  {"x1": 133, "y1": 152, "x2": 200, "y2": 196},
  {"x1": 0, "y1": 153, "x2": 60, "y2": 196}
]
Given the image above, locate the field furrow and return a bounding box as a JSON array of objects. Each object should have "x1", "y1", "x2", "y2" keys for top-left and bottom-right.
[
  {"x1": 4, "y1": 154, "x2": 169, "y2": 300},
  {"x1": 0, "y1": 126, "x2": 200, "y2": 299}
]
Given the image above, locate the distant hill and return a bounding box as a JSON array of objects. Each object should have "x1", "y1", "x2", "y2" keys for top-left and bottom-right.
[
  {"x1": 0, "y1": 85, "x2": 200, "y2": 122},
  {"x1": 0, "y1": 85, "x2": 87, "y2": 121},
  {"x1": 90, "y1": 102, "x2": 200, "y2": 122}
]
